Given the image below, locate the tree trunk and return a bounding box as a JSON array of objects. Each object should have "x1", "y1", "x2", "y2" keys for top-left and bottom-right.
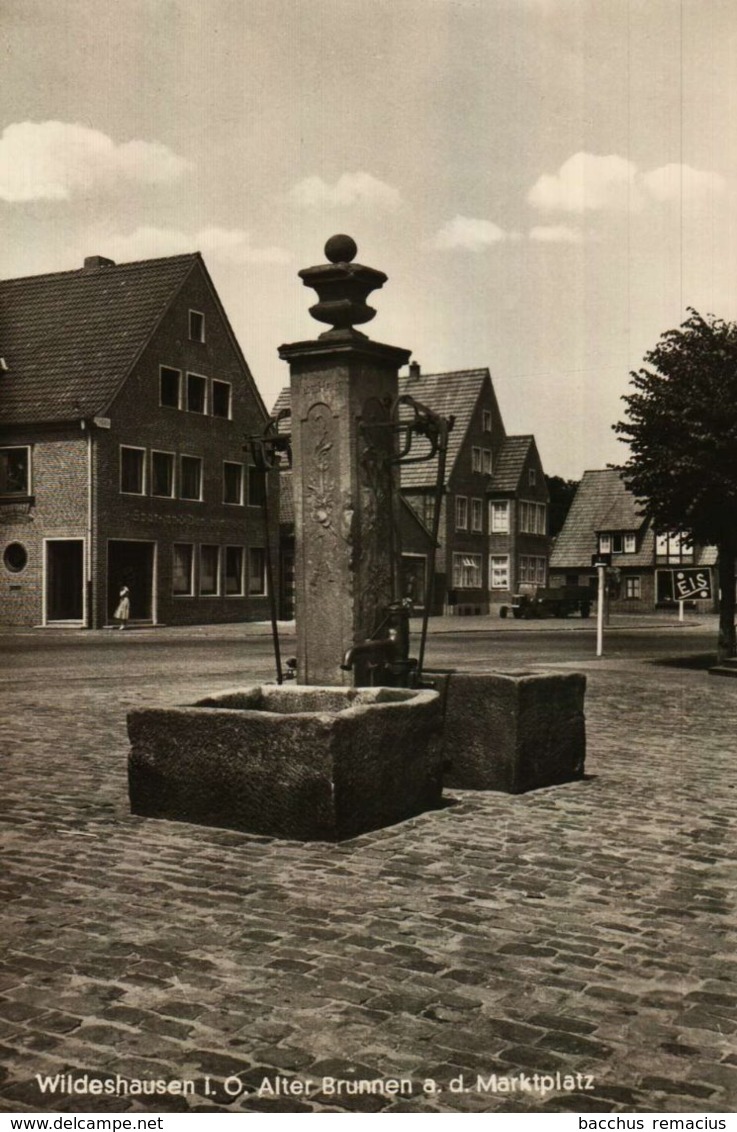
[{"x1": 717, "y1": 544, "x2": 737, "y2": 662}]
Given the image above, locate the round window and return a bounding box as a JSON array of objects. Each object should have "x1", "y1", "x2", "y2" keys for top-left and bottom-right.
[{"x1": 4, "y1": 542, "x2": 28, "y2": 573}]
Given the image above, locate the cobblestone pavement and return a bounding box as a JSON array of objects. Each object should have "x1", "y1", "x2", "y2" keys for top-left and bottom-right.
[{"x1": 1, "y1": 635, "x2": 736, "y2": 1114}]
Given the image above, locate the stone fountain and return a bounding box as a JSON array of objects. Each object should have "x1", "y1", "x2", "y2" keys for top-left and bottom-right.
[
  {"x1": 127, "y1": 235, "x2": 586, "y2": 841},
  {"x1": 127, "y1": 235, "x2": 446, "y2": 840}
]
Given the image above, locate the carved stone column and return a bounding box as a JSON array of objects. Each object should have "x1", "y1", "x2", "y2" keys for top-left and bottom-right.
[{"x1": 278, "y1": 236, "x2": 411, "y2": 686}]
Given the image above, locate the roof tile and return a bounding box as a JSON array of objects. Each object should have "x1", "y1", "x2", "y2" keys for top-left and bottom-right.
[{"x1": 0, "y1": 254, "x2": 197, "y2": 424}]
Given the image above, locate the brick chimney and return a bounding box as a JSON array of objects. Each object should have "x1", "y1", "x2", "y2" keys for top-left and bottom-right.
[
  {"x1": 83, "y1": 256, "x2": 116, "y2": 270},
  {"x1": 408, "y1": 360, "x2": 421, "y2": 381}
]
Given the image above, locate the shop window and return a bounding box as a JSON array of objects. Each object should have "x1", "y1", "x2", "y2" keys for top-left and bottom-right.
[
  {"x1": 172, "y1": 544, "x2": 194, "y2": 595},
  {"x1": 199, "y1": 545, "x2": 220, "y2": 596},
  {"x1": 225, "y1": 546, "x2": 245, "y2": 595},
  {"x1": 248, "y1": 547, "x2": 267, "y2": 595}
]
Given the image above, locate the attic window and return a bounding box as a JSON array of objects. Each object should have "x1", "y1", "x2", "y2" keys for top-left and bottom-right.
[
  {"x1": 189, "y1": 310, "x2": 205, "y2": 342},
  {"x1": 528, "y1": 468, "x2": 536, "y2": 486},
  {"x1": 482, "y1": 410, "x2": 492, "y2": 432}
]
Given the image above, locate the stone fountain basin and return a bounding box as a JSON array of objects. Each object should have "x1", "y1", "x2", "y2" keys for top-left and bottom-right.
[{"x1": 127, "y1": 684, "x2": 443, "y2": 842}]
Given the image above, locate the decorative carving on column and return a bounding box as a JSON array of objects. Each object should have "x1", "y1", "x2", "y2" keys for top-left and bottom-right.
[
  {"x1": 357, "y1": 396, "x2": 395, "y2": 634},
  {"x1": 302, "y1": 402, "x2": 340, "y2": 595}
]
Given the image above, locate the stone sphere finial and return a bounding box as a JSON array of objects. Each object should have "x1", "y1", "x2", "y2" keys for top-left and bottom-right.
[
  {"x1": 298, "y1": 237, "x2": 388, "y2": 339},
  {"x1": 324, "y1": 234, "x2": 358, "y2": 264}
]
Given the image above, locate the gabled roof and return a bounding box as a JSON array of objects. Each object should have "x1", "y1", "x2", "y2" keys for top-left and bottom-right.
[
  {"x1": 491, "y1": 435, "x2": 535, "y2": 493},
  {"x1": 550, "y1": 469, "x2": 653, "y2": 567},
  {"x1": 0, "y1": 254, "x2": 198, "y2": 425},
  {"x1": 398, "y1": 368, "x2": 497, "y2": 489}
]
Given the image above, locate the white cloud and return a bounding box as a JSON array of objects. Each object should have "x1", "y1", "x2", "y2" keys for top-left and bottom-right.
[
  {"x1": 641, "y1": 163, "x2": 726, "y2": 203},
  {"x1": 0, "y1": 121, "x2": 191, "y2": 203},
  {"x1": 528, "y1": 152, "x2": 639, "y2": 212},
  {"x1": 431, "y1": 215, "x2": 507, "y2": 251},
  {"x1": 103, "y1": 226, "x2": 290, "y2": 265},
  {"x1": 288, "y1": 172, "x2": 401, "y2": 211},
  {"x1": 529, "y1": 225, "x2": 583, "y2": 243},
  {"x1": 528, "y1": 152, "x2": 726, "y2": 214}
]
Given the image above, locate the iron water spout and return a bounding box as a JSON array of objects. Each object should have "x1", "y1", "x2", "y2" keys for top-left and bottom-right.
[
  {"x1": 341, "y1": 629, "x2": 400, "y2": 675},
  {"x1": 340, "y1": 601, "x2": 418, "y2": 688}
]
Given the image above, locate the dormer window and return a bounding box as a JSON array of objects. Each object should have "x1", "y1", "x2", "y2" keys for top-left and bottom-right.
[
  {"x1": 528, "y1": 467, "x2": 536, "y2": 486},
  {"x1": 599, "y1": 531, "x2": 638, "y2": 555},
  {"x1": 189, "y1": 310, "x2": 205, "y2": 342}
]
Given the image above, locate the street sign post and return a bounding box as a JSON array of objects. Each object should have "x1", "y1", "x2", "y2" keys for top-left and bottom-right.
[{"x1": 591, "y1": 555, "x2": 610, "y2": 657}]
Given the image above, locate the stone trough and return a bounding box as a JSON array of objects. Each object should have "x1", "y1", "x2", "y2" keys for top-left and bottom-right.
[
  {"x1": 127, "y1": 684, "x2": 444, "y2": 842},
  {"x1": 437, "y1": 670, "x2": 587, "y2": 793}
]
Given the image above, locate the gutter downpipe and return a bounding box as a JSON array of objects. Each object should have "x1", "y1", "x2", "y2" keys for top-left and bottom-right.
[{"x1": 82, "y1": 419, "x2": 94, "y2": 629}]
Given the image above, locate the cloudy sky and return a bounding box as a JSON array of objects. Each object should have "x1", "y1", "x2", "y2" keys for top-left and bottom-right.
[{"x1": 3, "y1": 0, "x2": 735, "y2": 478}]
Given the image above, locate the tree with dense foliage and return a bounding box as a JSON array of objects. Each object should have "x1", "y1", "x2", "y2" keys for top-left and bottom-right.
[
  {"x1": 545, "y1": 474, "x2": 580, "y2": 538},
  {"x1": 615, "y1": 308, "x2": 737, "y2": 660}
]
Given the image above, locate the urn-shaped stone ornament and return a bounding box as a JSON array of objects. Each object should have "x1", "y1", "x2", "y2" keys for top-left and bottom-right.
[{"x1": 298, "y1": 234, "x2": 388, "y2": 339}]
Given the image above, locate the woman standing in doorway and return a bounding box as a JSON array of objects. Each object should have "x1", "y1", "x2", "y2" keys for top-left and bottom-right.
[{"x1": 114, "y1": 584, "x2": 130, "y2": 630}]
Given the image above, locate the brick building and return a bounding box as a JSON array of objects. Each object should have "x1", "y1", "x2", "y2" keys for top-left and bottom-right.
[
  {"x1": 549, "y1": 468, "x2": 717, "y2": 611},
  {"x1": 272, "y1": 365, "x2": 550, "y2": 616},
  {"x1": 399, "y1": 366, "x2": 550, "y2": 615},
  {"x1": 0, "y1": 253, "x2": 276, "y2": 628}
]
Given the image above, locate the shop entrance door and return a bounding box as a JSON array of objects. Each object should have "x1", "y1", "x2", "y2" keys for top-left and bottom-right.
[
  {"x1": 46, "y1": 539, "x2": 84, "y2": 622},
  {"x1": 107, "y1": 540, "x2": 155, "y2": 622}
]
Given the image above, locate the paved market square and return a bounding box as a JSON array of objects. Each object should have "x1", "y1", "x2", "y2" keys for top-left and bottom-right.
[{"x1": 1, "y1": 619, "x2": 735, "y2": 1113}]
